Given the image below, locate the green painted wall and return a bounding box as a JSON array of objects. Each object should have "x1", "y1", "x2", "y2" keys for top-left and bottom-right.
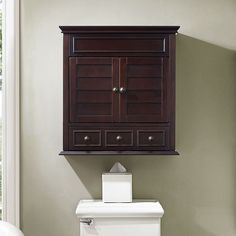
[{"x1": 21, "y1": 0, "x2": 236, "y2": 236}]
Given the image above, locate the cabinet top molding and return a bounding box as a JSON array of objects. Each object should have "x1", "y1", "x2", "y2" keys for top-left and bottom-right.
[{"x1": 59, "y1": 26, "x2": 180, "y2": 34}]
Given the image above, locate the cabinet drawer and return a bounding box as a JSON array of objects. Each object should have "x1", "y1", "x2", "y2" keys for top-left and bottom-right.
[
  {"x1": 105, "y1": 130, "x2": 133, "y2": 147},
  {"x1": 137, "y1": 130, "x2": 167, "y2": 147},
  {"x1": 72, "y1": 130, "x2": 101, "y2": 147}
]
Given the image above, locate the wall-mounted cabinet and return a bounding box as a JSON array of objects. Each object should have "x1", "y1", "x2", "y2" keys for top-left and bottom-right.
[{"x1": 59, "y1": 26, "x2": 179, "y2": 155}]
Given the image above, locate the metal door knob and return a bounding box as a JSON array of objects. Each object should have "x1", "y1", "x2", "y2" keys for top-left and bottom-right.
[
  {"x1": 116, "y1": 135, "x2": 122, "y2": 141},
  {"x1": 119, "y1": 87, "x2": 126, "y2": 93},
  {"x1": 148, "y1": 136, "x2": 154, "y2": 141},
  {"x1": 112, "y1": 87, "x2": 119, "y2": 92},
  {"x1": 84, "y1": 136, "x2": 90, "y2": 141}
]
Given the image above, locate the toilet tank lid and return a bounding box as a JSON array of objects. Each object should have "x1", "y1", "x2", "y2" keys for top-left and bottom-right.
[{"x1": 76, "y1": 200, "x2": 164, "y2": 218}]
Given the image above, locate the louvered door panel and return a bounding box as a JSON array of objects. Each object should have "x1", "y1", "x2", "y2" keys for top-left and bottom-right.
[
  {"x1": 69, "y1": 57, "x2": 119, "y2": 122},
  {"x1": 120, "y1": 57, "x2": 168, "y2": 122}
]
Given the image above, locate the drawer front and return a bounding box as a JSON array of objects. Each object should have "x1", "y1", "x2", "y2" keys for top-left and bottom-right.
[
  {"x1": 71, "y1": 36, "x2": 167, "y2": 55},
  {"x1": 72, "y1": 130, "x2": 101, "y2": 147},
  {"x1": 137, "y1": 130, "x2": 167, "y2": 147},
  {"x1": 105, "y1": 130, "x2": 133, "y2": 147}
]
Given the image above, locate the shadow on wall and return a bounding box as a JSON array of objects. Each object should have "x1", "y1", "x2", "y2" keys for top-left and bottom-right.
[{"x1": 65, "y1": 34, "x2": 236, "y2": 236}]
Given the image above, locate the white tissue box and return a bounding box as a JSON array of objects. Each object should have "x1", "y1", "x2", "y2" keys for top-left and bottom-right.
[{"x1": 102, "y1": 173, "x2": 132, "y2": 203}]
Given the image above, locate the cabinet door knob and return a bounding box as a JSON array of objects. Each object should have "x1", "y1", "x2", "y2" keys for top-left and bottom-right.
[
  {"x1": 84, "y1": 136, "x2": 90, "y2": 141},
  {"x1": 119, "y1": 87, "x2": 126, "y2": 93},
  {"x1": 116, "y1": 135, "x2": 122, "y2": 141},
  {"x1": 112, "y1": 87, "x2": 119, "y2": 92},
  {"x1": 148, "y1": 136, "x2": 154, "y2": 141}
]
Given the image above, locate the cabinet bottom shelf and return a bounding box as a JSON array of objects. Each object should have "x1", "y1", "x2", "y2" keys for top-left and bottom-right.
[{"x1": 59, "y1": 150, "x2": 179, "y2": 155}]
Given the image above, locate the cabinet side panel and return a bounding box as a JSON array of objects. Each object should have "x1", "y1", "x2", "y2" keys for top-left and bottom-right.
[
  {"x1": 63, "y1": 34, "x2": 70, "y2": 150},
  {"x1": 169, "y1": 34, "x2": 176, "y2": 150}
]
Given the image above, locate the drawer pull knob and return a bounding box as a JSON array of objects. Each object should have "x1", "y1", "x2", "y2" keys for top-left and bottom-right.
[
  {"x1": 116, "y1": 135, "x2": 122, "y2": 141},
  {"x1": 112, "y1": 87, "x2": 119, "y2": 92},
  {"x1": 84, "y1": 136, "x2": 90, "y2": 141},
  {"x1": 148, "y1": 136, "x2": 154, "y2": 141},
  {"x1": 119, "y1": 87, "x2": 126, "y2": 93}
]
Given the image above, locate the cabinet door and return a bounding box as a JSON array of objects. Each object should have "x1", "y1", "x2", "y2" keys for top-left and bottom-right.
[
  {"x1": 69, "y1": 57, "x2": 119, "y2": 122},
  {"x1": 120, "y1": 57, "x2": 168, "y2": 122}
]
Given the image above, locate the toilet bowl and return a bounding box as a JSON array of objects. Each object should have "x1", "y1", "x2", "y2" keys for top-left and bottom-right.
[{"x1": 0, "y1": 221, "x2": 24, "y2": 236}]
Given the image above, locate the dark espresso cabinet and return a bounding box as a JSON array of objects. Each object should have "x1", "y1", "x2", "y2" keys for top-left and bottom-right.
[{"x1": 59, "y1": 26, "x2": 179, "y2": 155}]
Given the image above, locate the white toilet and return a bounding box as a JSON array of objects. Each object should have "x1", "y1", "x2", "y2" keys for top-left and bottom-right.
[{"x1": 76, "y1": 200, "x2": 164, "y2": 236}]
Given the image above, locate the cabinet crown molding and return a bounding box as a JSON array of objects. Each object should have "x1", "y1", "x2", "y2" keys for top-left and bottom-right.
[{"x1": 59, "y1": 26, "x2": 180, "y2": 34}]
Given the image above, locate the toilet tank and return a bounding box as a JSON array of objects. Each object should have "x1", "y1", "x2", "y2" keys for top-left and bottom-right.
[{"x1": 76, "y1": 200, "x2": 164, "y2": 236}]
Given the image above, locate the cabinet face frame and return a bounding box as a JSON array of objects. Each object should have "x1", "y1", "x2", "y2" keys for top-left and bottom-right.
[{"x1": 60, "y1": 26, "x2": 179, "y2": 155}]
